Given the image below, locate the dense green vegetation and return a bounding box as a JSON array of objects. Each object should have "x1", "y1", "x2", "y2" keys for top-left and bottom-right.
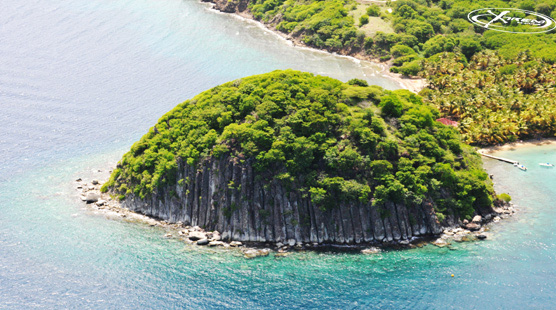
[
  {"x1": 106, "y1": 70, "x2": 494, "y2": 220},
  {"x1": 421, "y1": 51, "x2": 556, "y2": 145},
  {"x1": 244, "y1": 0, "x2": 556, "y2": 145},
  {"x1": 245, "y1": 0, "x2": 556, "y2": 62},
  {"x1": 385, "y1": 0, "x2": 556, "y2": 71},
  {"x1": 246, "y1": 0, "x2": 556, "y2": 72},
  {"x1": 388, "y1": 1, "x2": 556, "y2": 144},
  {"x1": 498, "y1": 193, "x2": 512, "y2": 203},
  {"x1": 252, "y1": 0, "x2": 361, "y2": 51}
]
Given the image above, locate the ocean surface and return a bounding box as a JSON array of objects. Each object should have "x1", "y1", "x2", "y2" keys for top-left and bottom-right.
[{"x1": 1, "y1": 0, "x2": 555, "y2": 308}]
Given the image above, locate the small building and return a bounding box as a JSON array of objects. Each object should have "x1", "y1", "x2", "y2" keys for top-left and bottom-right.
[{"x1": 436, "y1": 118, "x2": 458, "y2": 127}]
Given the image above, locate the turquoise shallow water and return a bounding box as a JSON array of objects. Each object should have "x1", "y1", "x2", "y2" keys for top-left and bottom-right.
[{"x1": 1, "y1": 0, "x2": 556, "y2": 308}]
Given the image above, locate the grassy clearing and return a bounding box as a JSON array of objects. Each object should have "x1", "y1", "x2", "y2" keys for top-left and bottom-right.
[
  {"x1": 349, "y1": 4, "x2": 394, "y2": 36},
  {"x1": 361, "y1": 16, "x2": 394, "y2": 36}
]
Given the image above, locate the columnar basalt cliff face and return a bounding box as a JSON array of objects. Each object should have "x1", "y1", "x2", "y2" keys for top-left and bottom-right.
[
  {"x1": 121, "y1": 155, "x2": 444, "y2": 244},
  {"x1": 106, "y1": 71, "x2": 496, "y2": 245}
]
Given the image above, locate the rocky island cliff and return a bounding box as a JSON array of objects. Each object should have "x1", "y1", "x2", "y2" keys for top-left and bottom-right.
[
  {"x1": 103, "y1": 70, "x2": 497, "y2": 245},
  {"x1": 117, "y1": 155, "x2": 443, "y2": 244}
]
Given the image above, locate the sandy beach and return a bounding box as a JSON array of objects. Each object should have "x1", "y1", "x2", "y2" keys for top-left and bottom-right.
[
  {"x1": 478, "y1": 137, "x2": 556, "y2": 154},
  {"x1": 203, "y1": 2, "x2": 427, "y2": 94}
]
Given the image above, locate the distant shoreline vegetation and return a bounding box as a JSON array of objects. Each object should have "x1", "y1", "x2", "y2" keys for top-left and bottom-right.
[
  {"x1": 206, "y1": 0, "x2": 556, "y2": 146},
  {"x1": 104, "y1": 70, "x2": 495, "y2": 223}
]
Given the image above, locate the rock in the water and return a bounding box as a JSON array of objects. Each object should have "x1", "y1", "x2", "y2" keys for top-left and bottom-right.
[
  {"x1": 361, "y1": 247, "x2": 381, "y2": 254},
  {"x1": 210, "y1": 232, "x2": 222, "y2": 241},
  {"x1": 196, "y1": 239, "x2": 209, "y2": 245},
  {"x1": 243, "y1": 249, "x2": 270, "y2": 259},
  {"x1": 230, "y1": 241, "x2": 242, "y2": 247},
  {"x1": 188, "y1": 231, "x2": 206, "y2": 241},
  {"x1": 164, "y1": 233, "x2": 172, "y2": 238},
  {"x1": 208, "y1": 241, "x2": 225, "y2": 247},
  {"x1": 465, "y1": 223, "x2": 480, "y2": 231},
  {"x1": 472, "y1": 215, "x2": 482, "y2": 223},
  {"x1": 477, "y1": 234, "x2": 487, "y2": 240},
  {"x1": 433, "y1": 238, "x2": 449, "y2": 247},
  {"x1": 84, "y1": 192, "x2": 100, "y2": 203},
  {"x1": 76, "y1": 178, "x2": 82, "y2": 182},
  {"x1": 91, "y1": 179, "x2": 99, "y2": 185}
]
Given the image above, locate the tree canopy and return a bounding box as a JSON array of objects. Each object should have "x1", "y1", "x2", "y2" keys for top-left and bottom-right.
[
  {"x1": 105, "y1": 70, "x2": 493, "y2": 220},
  {"x1": 421, "y1": 51, "x2": 556, "y2": 145}
]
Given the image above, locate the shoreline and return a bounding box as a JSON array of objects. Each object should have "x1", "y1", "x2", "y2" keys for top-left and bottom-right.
[
  {"x1": 74, "y1": 170, "x2": 513, "y2": 256},
  {"x1": 478, "y1": 137, "x2": 556, "y2": 154},
  {"x1": 70, "y1": 1, "x2": 522, "y2": 255},
  {"x1": 201, "y1": 1, "x2": 427, "y2": 94}
]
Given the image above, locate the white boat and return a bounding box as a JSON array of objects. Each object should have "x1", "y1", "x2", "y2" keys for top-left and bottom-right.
[
  {"x1": 539, "y1": 163, "x2": 554, "y2": 167},
  {"x1": 517, "y1": 165, "x2": 527, "y2": 171}
]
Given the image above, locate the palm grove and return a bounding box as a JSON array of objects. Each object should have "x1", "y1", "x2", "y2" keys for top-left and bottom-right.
[{"x1": 245, "y1": 0, "x2": 556, "y2": 145}]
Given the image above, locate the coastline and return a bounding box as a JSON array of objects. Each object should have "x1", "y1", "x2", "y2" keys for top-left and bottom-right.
[
  {"x1": 201, "y1": 0, "x2": 427, "y2": 94},
  {"x1": 69, "y1": 1, "x2": 521, "y2": 254},
  {"x1": 75, "y1": 170, "x2": 513, "y2": 255},
  {"x1": 478, "y1": 137, "x2": 556, "y2": 154}
]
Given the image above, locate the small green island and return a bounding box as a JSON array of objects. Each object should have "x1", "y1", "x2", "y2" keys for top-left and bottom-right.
[
  {"x1": 101, "y1": 70, "x2": 504, "y2": 246},
  {"x1": 98, "y1": 0, "x2": 556, "y2": 247}
]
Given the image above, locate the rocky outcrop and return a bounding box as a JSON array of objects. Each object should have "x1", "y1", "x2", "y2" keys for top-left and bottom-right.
[
  {"x1": 118, "y1": 155, "x2": 457, "y2": 245},
  {"x1": 202, "y1": 0, "x2": 250, "y2": 14},
  {"x1": 82, "y1": 192, "x2": 100, "y2": 203}
]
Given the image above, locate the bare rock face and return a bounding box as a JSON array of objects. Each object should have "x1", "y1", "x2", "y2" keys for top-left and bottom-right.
[
  {"x1": 118, "y1": 156, "x2": 456, "y2": 246},
  {"x1": 201, "y1": 0, "x2": 250, "y2": 14}
]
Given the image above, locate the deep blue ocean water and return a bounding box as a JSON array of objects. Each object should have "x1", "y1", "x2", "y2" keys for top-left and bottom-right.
[{"x1": 1, "y1": 0, "x2": 556, "y2": 308}]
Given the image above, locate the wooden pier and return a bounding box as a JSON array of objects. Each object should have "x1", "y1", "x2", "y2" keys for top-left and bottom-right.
[{"x1": 477, "y1": 150, "x2": 519, "y2": 165}]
